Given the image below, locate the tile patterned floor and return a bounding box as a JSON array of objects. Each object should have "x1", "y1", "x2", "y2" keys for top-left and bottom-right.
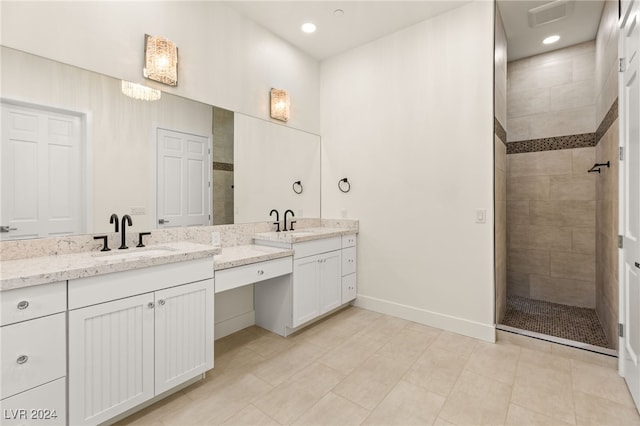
[
  {"x1": 503, "y1": 296, "x2": 612, "y2": 349},
  {"x1": 117, "y1": 307, "x2": 640, "y2": 425}
]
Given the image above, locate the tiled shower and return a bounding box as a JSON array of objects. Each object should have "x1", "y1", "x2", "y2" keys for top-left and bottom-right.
[{"x1": 495, "y1": 0, "x2": 619, "y2": 351}]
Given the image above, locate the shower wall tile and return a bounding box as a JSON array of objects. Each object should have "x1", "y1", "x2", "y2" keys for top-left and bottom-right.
[
  {"x1": 529, "y1": 200, "x2": 595, "y2": 228},
  {"x1": 507, "y1": 270, "x2": 530, "y2": 298},
  {"x1": 508, "y1": 150, "x2": 572, "y2": 177},
  {"x1": 506, "y1": 147, "x2": 596, "y2": 308},
  {"x1": 528, "y1": 106, "x2": 596, "y2": 140},
  {"x1": 572, "y1": 228, "x2": 596, "y2": 255},
  {"x1": 529, "y1": 274, "x2": 595, "y2": 308},
  {"x1": 549, "y1": 79, "x2": 595, "y2": 112},
  {"x1": 595, "y1": 112, "x2": 619, "y2": 348},
  {"x1": 506, "y1": 201, "x2": 530, "y2": 225},
  {"x1": 572, "y1": 147, "x2": 597, "y2": 175},
  {"x1": 549, "y1": 175, "x2": 596, "y2": 201},
  {"x1": 508, "y1": 249, "x2": 550, "y2": 275},
  {"x1": 507, "y1": 176, "x2": 550, "y2": 201},
  {"x1": 508, "y1": 87, "x2": 549, "y2": 118},
  {"x1": 509, "y1": 224, "x2": 572, "y2": 252},
  {"x1": 550, "y1": 252, "x2": 596, "y2": 282},
  {"x1": 507, "y1": 41, "x2": 596, "y2": 143}
]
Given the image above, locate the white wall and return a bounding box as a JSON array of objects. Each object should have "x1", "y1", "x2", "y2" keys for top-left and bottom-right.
[
  {"x1": 234, "y1": 114, "x2": 321, "y2": 223},
  {"x1": 320, "y1": 1, "x2": 495, "y2": 341},
  {"x1": 0, "y1": 1, "x2": 320, "y2": 134}
]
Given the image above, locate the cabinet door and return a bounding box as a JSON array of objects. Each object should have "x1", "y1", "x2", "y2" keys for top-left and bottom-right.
[
  {"x1": 319, "y1": 251, "x2": 342, "y2": 314},
  {"x1": 154, "y1": 279, "x2": 214, "y2": 394},
  {"x1": 68, "y1": 294, "x2": 155, "y2": 426},
  {"x1": 292, "y1": 256, "x2": 320, "y2": 327},
  {"x1": 0, "y1": 377, "x2": 66, "y2": 425}
]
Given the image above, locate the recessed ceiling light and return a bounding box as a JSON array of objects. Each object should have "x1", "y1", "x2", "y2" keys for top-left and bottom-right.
[
  {"x1": 301, "y1": 22, "x2": 317, "y2": 34},
  {"x1": 543, "y1": 35, "x2": 560, "y2": 45},
  {"x1": 334, "y1": 9, "x2": 344, "y2": 16}
]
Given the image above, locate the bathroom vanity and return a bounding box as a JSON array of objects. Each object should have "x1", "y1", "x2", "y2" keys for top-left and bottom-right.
[
  {"x1": 0, "y1": 221, "x2": 358, "y2": 425},
  {"x1": 251, "y1": 228, "x2": 358, "y2": 336},
  {"x1": 0, "y1": 242, "x2": 218, "y2": 426}
]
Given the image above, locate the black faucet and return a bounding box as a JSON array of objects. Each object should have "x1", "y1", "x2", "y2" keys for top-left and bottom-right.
[
  {"x1": 270, "y1": 209, "x2": 281, "y2": 232},
  {"x1": 110, "y1": 213, "x2": 119, "y2": 232},
  {"x1": 119, "y1": 215, "x2": 132, "y2": 249},
  {"x1": 283, "y1": 209, "x2": 295, "y2": 231}
]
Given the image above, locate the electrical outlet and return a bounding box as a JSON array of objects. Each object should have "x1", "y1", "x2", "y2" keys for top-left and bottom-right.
[
  {"x1": 475, "y1": 208, "x2": 486, "y2": 223},
  {"x1": 211, "y1": 231, "x2": 221, "y2": 246},
  {"x1": 341, "y1": 209, "x2": 348, "y2": 218},
  {"x1": 131, "y1": 207, "x2": 146, "y2": 215}
]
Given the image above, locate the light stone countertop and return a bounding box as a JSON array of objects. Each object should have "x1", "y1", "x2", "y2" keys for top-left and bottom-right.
[
  {"x1": 253, "y1": 227, "x2": 357, "y2": 244},
  {"x1": 0, "y1": 242, "x2": 221, "y2": 291},
  {"x1": 214, "y1": 245, "x2": 293, "y2": 271}
]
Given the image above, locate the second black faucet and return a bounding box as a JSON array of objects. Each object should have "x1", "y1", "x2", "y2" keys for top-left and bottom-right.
[{"x1": 119, "y1": 215, "x2": 133, "y2": 249}]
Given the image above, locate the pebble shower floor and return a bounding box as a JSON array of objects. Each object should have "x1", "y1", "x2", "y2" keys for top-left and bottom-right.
[{"x1": 503, "y1": 295, "x2": 612, "y2": 349}]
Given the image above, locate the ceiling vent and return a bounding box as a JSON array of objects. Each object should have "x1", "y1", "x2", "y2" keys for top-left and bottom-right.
[{"x1": 527, "y1": 0, "x2": 575, "y2": 28}]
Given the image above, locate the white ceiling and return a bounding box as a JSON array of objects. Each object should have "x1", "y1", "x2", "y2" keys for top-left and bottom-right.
[
  {"x1": 224, "y1": 1, "x2": 471, "y2": 60},
  {"x1": 224, "y1": 1, "x2": 606, "y2": 63},
  {"x1": 498, "y1": 0, "x2": 605, "y2": 62}
]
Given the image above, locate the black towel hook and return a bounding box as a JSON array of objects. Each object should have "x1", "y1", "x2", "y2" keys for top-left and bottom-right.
[
  {"x1": 338, "y1": 178, "x2": 351, "y2": 193},
  {"x1": 292, "y1": 180, "x2": 303, "y2": 194}
]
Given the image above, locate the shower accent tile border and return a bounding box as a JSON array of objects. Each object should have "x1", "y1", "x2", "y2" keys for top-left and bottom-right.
[
  {"x1": 595, "y1": 98, "x2": 618, "y2": 144},
  {"x1": 506, "y1": 133, "x2": 596, "y2": 154},
  {"x1": 213, "y1": 161, "x2": 234, "y2": 172},
  {"x1": 495, "y1": 117, "x2": 507, "y2": 145}
]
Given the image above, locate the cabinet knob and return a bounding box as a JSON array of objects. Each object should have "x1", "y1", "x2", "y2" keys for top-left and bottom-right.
[
  {"x1": 16, "y1": 300, "x2": 29, "y2": 310},
  {"x1": 158, "y1": 299, "x2": 165, "y2": 306},
  {"x1": 148, "y1": 302, "x2": 155, "y2": 309},
  {"x1": 257, "y1": 270, "x2": 264, "y2": 275},
  {"x1": 16, "y1": 355, "x2": 28, "y2": 365}
]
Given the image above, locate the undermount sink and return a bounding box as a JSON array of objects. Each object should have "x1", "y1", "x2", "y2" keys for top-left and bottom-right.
[{"x1": 93, "y1": 246, "x2": 178, "y2": 261}]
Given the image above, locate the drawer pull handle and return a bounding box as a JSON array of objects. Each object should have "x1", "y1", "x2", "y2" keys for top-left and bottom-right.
[
  {"x1": 148, "y1": 302, "x2": 155, "y2": 309},
  {"x1": 16, "y1": 355, "x2": 28, "y2": 365},
  {"x1": 257, "y1": 270, "x2": 264, "y2": 275},
  {"x1": 17, "y1": 300, "x2": 29, "y2": 310},
  {"x1": 158, "y1": 299, "x2": 166, "y2": 306}
]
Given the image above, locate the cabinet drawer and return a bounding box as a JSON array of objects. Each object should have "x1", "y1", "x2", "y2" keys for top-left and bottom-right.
[
  {"x1": 1, "y1": 282, "x2": 66, "y2": 326},
  {"x1": 69, "y1": 257, "x2": 213, "y2": 309},
  {"x1": 342, "y1": 234, "x2": 357, "y2": 248},
  {"x1": 293, "y1": 237, "x2": 341, "y2": 259},
  {"x1": 342, "y1": 274, "x2": 357, "y2": 304},
  {"x1": 1, "y1": 313, "x2": 66, "y2": 399},
  {"x1": 215, "y1": 257, "x2": 292, "y2": 294},
  {"x1": 0, "y1": 377, "x2": 66, "y2": 425},
  {"x1": 342, "y1": 247, "x2": 357, "y2": 276}
]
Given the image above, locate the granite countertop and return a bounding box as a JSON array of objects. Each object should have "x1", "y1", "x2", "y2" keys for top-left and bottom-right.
[
  {"x1": 0, "y1": 242, "x2": 221, "y2": 291},
  {"x1": 214, "y1": 245, "x2": 293, "y2": 271},
  {"x1": 253, "y1": 227, "x2": 357, "y2": 244}
]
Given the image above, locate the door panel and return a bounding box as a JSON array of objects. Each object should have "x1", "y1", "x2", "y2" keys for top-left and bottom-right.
[
  {"x1": 1, "y1": 103, "x2": 83, "y2": 240},
  {"x1": 157, "y1": 128, "x2": 210, "y2": 228},
  {"x1": 620, "y1": 0, "x2": 640, "y2": 410},
  {"x1": 319, "y1": 251, "x2": 342, "y2": 315},
  {"x1": 292, "y1": 256, "x2": 320, "y2": 327}
]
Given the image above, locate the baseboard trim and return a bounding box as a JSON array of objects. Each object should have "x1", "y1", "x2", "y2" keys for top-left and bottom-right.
[
  {"x1": 353, "y1": 295, "x2": 495, "y2": 342},
  {"x1": 215, "y1": 310, "x2": 255, "y2": 340}
]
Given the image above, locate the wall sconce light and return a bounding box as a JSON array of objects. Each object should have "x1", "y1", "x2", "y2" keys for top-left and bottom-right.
[
  {"x1": 121, "y1": 80, "x2": 162, "y2": 101},
  {"x1": 143, "y1": 34, "x2": 178, "y2": 86},
  {"x1": 270, "y1": 88, "x2": 290, "y2": 122}
]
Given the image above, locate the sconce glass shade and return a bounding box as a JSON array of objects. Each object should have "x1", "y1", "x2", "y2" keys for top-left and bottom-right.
[
  {"x1": 270, "y1": 88, "x2": 290, "y2": 122},
  {"x1": 121, "y1": 80, "x2": 162, "y2": 101},
  {"x1": 144, "y1": 34, "x2": 178, "y2": 86}
]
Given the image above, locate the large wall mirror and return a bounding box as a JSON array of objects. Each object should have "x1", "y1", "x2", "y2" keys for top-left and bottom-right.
[{"x1": 0, "y1": 47, "x2": 321, "y2": 240}]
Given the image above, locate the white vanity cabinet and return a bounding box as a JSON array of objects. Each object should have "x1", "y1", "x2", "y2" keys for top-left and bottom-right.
[
  {"x1": 292, "y1": 250, "x2": 341, "y2": 327},
  {"x1": 341, "y1": 235, "x2": 357, "y2": 303},
  {"x1": 0, "y1": 281, "x2": 67, "y2": 425},
  {"x1": 255, "y1": 233, "x2": 357, "y2": 336},
  {"x1": 67, "y1": 258, "x2": 214, "y2": 426}
]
